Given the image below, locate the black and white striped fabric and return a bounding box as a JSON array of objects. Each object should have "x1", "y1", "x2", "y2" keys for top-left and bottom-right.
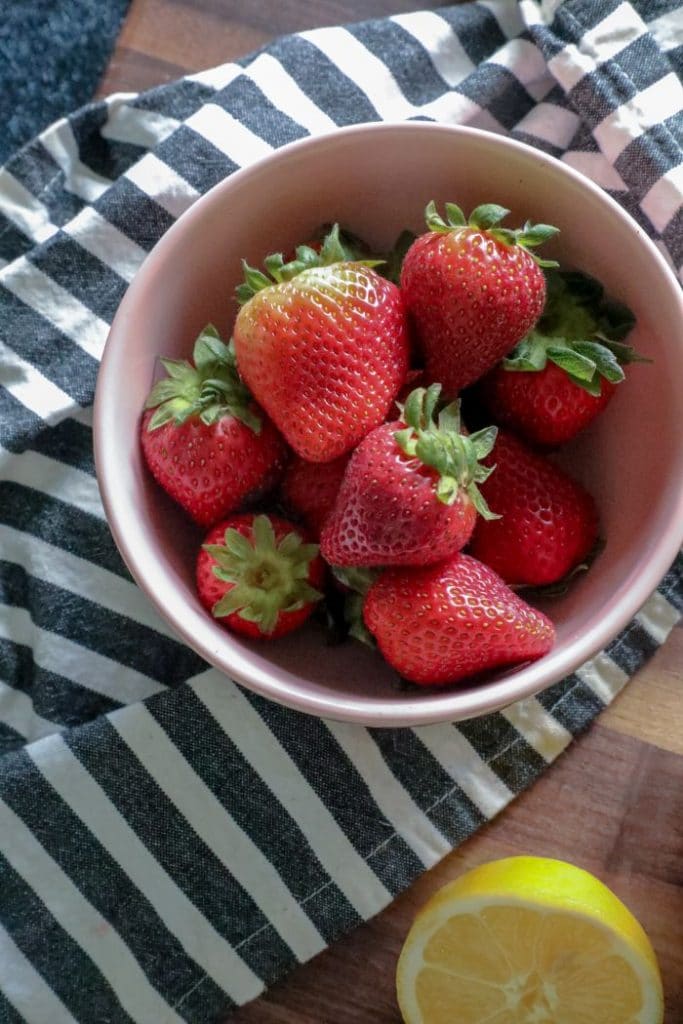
[{"x1": 1, "y1": 2, "x2": 681, "y2": 1021}]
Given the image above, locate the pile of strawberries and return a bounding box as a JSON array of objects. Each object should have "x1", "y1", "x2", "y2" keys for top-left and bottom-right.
[{"x1": 141, "y1": 202, "x2": 639, "y2": 689}]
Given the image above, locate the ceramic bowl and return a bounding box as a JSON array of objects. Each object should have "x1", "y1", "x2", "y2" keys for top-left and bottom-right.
[{"x1": 94, "y1": 122, "x2": 683, "y2": 727}]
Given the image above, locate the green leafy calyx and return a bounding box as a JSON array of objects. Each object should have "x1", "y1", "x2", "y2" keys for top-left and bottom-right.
[
  {"x1": 204, "y1": 514, "x2": 322, "y2": 634},
  {"x1": 236, "y1": 223, "x2": 384, "y2": 304},
  {"x1": 381, "y1": 229, "x2": 417, "y2": 284},
  {"x1": 331, "y1": 567, "x2": 378, "y2": 647},
  {"x1": 424, "y1": 200, "x2": 559, "y2": 268},
  {"x1": 332, "y1": 566, "x2": 376, "y2": 597},
  {"x1": 394, "y1": 384, "x2": 499, "y2": 519},
  {"x1": 502, "y1": 269, "x2": 645, "y2": 396},
  {"x1": 144, "y1": 324, "x2": 260, "y2": 432}
]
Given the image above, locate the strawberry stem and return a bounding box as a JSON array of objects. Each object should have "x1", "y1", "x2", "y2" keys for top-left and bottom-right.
[
  {"x1": 144, "y1": 324, "x2": 261, "y2": 433},
  {"x1": 381, "y1": 228, "x2": 417, "y2": 284},
  {"x1": 423, "y1": 200, "x2": 559, "y2": 268},
  {"x1": 235, "y1": 223, "x2": 384, "y2": 304},
  {"x1": 330, "y1": 567, "x2": 377, "y2": 647},
  {"x1": 204, "y1": 515, "x2": 322, "y2": 634},
  {"x1": 394, "y1": 385, "x2": 499, "y2": 519},
  {"x1": 331, "y1": 566, "x2": 376, "y2": 597},
  {"x1": 469, "y1": 203, "x2": 510, "y2": 230},
  {"x1": 502, "y1": 269, "x2": 645, "y2": 395}
]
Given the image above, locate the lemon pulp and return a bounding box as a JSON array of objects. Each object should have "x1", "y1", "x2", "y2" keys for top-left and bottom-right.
[{"x1": 396, "y1": 857, "x2": 664, "y2": 1024}]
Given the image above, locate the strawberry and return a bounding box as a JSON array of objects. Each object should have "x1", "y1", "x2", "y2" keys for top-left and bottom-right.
[
  {"x1": 280, "y1": 454, "x2": 350, "y2": 539},
  {"x1": 196, "y1": 513, "x2": 324, "y2": 638},
  {"x1": 233, "y1": 225, "x2": 409, "y2": 462},
  {"x1": 468, "y1": 430, "x2": 599, "y2": 586},
  {"x1": 363, "y1": 552, "x2": 555, "y2": 687},
  {"x1": 400, "y1": 202, "x2": 558, "y2": 395},
  {"x1": 479, "y1": 269, "x2": 643, "y2": 447},
  {"x1": 395, "y1": 368, "x2": 427, "y2": 406},
  {"x1": 320, "y1": 385, "x2": 498, "y2": 567},
  {"x1": 141, "y1": 325, "x2": 287, "y2": 526},
  {"x1": 481, "y1": 361, "x2": 616, "y2": 449}
]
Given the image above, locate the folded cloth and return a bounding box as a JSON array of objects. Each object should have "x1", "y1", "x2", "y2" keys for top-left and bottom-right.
[{"x1": 0, "y1": 2, "x2": 681, "y2": 1022}]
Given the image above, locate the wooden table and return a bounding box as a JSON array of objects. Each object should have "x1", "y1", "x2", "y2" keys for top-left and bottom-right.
[{"x1": 98, "y1": 4, "x2": 683, "y2": 1020}]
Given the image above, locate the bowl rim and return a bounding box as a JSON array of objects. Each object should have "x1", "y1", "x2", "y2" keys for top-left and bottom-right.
[{"x1": 94, "y1": 121, "x2": 683, "y2": 727}]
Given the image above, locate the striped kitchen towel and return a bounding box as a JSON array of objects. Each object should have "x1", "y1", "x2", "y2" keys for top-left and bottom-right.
[{"x1": 0, "y1": 1, "x2": 682, "y2": 1022}]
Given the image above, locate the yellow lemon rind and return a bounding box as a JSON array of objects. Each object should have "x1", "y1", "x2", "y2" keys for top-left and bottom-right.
[{"x1": 396, "y1": 857, "x2": 664, "y2": 1024}]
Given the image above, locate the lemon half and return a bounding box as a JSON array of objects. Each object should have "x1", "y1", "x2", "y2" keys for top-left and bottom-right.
[{"x1": 396, "y1": 857, "x2": 664, "y2": 1024}]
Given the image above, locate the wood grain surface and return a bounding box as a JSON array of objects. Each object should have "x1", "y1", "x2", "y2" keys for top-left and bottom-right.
[
  {"x1": 97, "y1": 0, "x2": 460, "y2": 97},
  {"x1": 228, "y1": 636, "x2": 683, "y2": 1023},
  {"x1": 97, "y1": 4, "x2": 683, "y2": 1021}
]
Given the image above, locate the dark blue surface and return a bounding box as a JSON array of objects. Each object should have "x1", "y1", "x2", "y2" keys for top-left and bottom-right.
[{"x1": 0, "y1": 0, "x2": 131, "y2": 164}]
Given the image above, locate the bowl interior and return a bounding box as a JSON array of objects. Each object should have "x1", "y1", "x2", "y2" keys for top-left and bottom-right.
[{"x1": 96, "y1": 124, "x2": 683, "y2": 726}]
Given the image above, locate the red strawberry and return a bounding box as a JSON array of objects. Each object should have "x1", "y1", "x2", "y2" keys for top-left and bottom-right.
[
  {"x1": 196, "y1": 513, "x2": 324, "y2": 638},
  {"x1": 280, "y1": 454, "x2": 350, "y2": 539},
  {"x1": 233, "y1": 225, "x2": 409, "y2": 462},
  {"x1": 395, "y1": 368, "x2": 427, "y2": 407},
  {"x1": 482, "y1": 361, "x2": 616, "y2": 448},
  {"x1": 141, "y1": 325, "x2": 287, "y2": 526},
  {"x1": 363, "y1": 552, "x2": 555, "y2": 686},
  {"x1": 479, "y1": 269, "x2": 642, "y2": 447},
  {"x1": 320, "y1": 385, "x2": 498, "y2": 567},
  {"x1": 468, "y1": 430, "x2": 599, "y2": 586},
  {"x1": 400, "y1": 202, "x2": 558, "y2": 395}
]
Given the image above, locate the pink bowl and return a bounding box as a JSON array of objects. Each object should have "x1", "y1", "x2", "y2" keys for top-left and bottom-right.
[{"x1": 94, "y1": 122, "x2": 683, "y2": 726}]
